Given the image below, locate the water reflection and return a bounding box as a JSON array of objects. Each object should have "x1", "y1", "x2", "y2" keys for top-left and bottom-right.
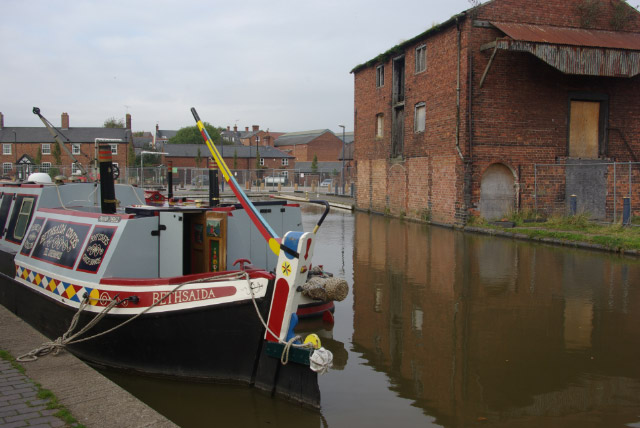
[
  {"x1": 99, "y1": 208, "x2": 640, "y2": 427},
  {"x1": 352, "y1": 211, "x2": 640, "y2": 427}
]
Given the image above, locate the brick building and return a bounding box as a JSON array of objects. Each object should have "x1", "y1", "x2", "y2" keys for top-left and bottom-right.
[
  {"x1": 274, "y1": 129, "x2": 345, "y2": 162},
  {"x1": 0, "y1": 112, "x2": 131, "y2": 180},
  {"x1": 162, "y1": 143, "x2": 294, "y2": 176},
  {"x1": 352, "y1": 0, "x2": 640, "y2": 224}
]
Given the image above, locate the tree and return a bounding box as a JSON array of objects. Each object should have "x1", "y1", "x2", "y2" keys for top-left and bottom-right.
[
  {"x1": 35, "y1": 147, "x2": 42, "y2": 166},
  {"x1": 104, "y1": 117, "x2": 125, "y2": 128},
  {"x1": 168, "y1": 122, "x2": 222, "y2": 145},
  {"x1": 311, "y1": 154, "x2": 318, "y2": 173},
  {"x1": 128, "y1": 144, "x2": 136, "y2": 167},
  {"x1": 255, "y1": 147, "x2": 262, "y2": 170},
  {"x1": 52, "y1": 142, "x2": 62, "y2": 166},
  {"x1": 233, "y1": 149, "x2": 238, "y2": 170},
  {"x1": 195, "y1": 147, "x2": 202, "y2": 168}
]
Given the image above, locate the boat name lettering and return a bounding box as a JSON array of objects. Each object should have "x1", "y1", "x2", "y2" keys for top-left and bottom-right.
[
  {"x1": 23, "y1": 223, "x2": 42, "y2": 251},
  {"x1": 152, "y1": 288, "x2": 218, "y2": 305},
  {"x1": 98, "y1": 215, "x2": 121, "y2": 223},
  {"x1": 38, "y1": 224, "x2": 80, "y2": 257}
]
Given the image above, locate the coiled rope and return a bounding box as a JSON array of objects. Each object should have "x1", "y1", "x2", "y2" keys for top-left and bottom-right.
[{"x1": 17, "y1": 271, "x2": 248, "y2": 362}]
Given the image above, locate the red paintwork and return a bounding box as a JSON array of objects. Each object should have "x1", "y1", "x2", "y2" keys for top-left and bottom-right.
[
  {"x1": 99, "y1": 268, "x2": 274, "y2": 286},
  {"x1": 266, "y1": 277, "x2": 290, "y2": 342},
  {"x1": 37, "y1": 208, "x2": 134, "y2": 220}
]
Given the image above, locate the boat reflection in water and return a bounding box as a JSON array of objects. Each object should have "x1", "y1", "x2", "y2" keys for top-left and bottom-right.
[
  {"x1": 102, "y1": 209, "x2": 640, "y2": 427},
  {"x1": 352, "y1": 211, "x2": 640, "y2": 427}
]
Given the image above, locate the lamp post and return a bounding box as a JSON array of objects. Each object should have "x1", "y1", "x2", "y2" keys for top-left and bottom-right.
[{"x1": 339, "y1": 124, "x2": 345, "y2": 195}]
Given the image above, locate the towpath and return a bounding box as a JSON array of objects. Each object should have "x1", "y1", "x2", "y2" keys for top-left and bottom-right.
[{"x1": 0, "y1": 305, "x2": 178, "y2": 428}]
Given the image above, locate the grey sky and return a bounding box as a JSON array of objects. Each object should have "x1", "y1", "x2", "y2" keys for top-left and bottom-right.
[{"x1": 2, "y1": 0, "x2": 474, "y2": 134}]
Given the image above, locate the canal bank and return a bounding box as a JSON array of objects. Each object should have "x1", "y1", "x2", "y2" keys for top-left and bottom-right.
[{"x1": 0, "y1": 305, "x2": 178, "y2": 428}]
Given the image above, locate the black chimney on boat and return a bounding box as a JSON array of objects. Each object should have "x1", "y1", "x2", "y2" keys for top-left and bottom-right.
[
  {"x1": 208, "y1": 158, "x2": 219, "y2": 207},
  {"x1": 99, "y1": 144, "x2": 117, "y2": 214},
  {"x1": 167, "y1": 160, "x2": 173, "y2": 200}
]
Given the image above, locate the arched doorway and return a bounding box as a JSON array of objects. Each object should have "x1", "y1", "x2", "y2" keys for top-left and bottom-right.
[{"x1": 480, "y1": 163, "x2": 515, "y2": 220}]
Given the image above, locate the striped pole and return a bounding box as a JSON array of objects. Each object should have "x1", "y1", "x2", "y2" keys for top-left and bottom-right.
[{"x1": 191, "y1": 108, "x2": 297, "y2": 258}]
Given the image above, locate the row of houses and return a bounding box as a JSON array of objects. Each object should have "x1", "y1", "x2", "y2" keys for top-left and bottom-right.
[{"x1": 0, "y1": 111, "x2": 353, "y2": 184}]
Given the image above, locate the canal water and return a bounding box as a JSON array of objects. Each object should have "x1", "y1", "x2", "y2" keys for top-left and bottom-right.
[{"x1": 102, "y1": 208, "x2": 640, "y2": 427}]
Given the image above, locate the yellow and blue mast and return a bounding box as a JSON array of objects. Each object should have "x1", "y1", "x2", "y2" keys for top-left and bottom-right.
[{"x1": 191, "y1": 108, "x2": 297, "y2": 258}]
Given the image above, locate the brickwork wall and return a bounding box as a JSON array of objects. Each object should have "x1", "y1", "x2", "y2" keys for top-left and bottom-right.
[
  {"x1": 277, "y1": 133, "x2": 343, "y2": 162},
  {"x1": 354, "y1": 0, "x2": 640, "y2": 224}
]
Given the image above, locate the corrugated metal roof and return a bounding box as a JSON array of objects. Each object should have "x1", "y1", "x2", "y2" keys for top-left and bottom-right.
[{"x1": 492, "y1": 22, "x2": 640, "y2": 50}]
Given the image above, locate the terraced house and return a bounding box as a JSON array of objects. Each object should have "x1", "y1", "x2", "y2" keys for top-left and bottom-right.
[
  {"x1": 352, "y1": 0, "x2": 640, "y2": 225},
  {"x1": 0, "y1": 112, "x2": 132, "y2": 180}
]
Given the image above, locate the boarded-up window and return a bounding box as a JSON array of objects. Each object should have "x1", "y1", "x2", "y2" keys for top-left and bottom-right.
[
  {"x1": 569, "y1": 101, "x2": 600, "y2": 159},
  {"x1": 414, "y1": 103, "x2": 426, "y2": 133},
  {"x1": 376, "y1": 113, "x2": 384, "y2": 138}
]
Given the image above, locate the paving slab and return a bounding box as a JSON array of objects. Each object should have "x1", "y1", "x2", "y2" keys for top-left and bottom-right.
[{"x1": 0, "y1": 304, "x2": 178, "y2": 428}]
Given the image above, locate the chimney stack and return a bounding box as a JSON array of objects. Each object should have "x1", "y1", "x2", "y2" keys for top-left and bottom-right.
[
  {"x1": 233, "y1": 125, "x2": 237, "y2": 132},
  {"x1": 252, "y1": 125, "x2": 259, "y2": 132},
  {"x1": 0, "y1": 112, "x2": 4, "y2": 130},
  {"x1": 126, "y1": 113, "x2": 131, "y2": 130},
  {"x1": 265, "y1": 135, "x2": 271, "y2": 146},
  {"x1": 61, "y1": 112, "x2": 69, "y2": 129},
  {"x1": 245, "y1": 126, "x2": 249, "y2": 132},
  {"x1": 227, "y1": 126, "x2": 230, "y2": 131}
]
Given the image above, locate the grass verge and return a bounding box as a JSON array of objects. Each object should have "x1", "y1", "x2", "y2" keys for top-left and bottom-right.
[{"x1": 468, "y1": 213, "x2": 640, "y2": 252}]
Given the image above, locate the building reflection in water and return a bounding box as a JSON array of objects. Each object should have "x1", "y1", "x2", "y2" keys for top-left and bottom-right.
[{"x1": 352, "y1": 211, "x2": 640, "y2": 427}]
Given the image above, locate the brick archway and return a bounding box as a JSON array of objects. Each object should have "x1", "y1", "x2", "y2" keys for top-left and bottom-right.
[{"x1": 480, "y1": 163, "x2": 516, "y2": 220}]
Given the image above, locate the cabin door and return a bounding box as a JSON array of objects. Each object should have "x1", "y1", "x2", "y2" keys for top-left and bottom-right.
[{"x1": 158, "y1": 212, "x2": 184, "y2": 277}]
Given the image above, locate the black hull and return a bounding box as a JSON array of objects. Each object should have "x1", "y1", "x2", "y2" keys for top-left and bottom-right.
[{"x1": 0, "y1": 255, "x2": 320, "y2": 407}]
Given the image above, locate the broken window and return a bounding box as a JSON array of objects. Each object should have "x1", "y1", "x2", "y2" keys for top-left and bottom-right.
[
  {"x1": 376, "y1": 65, "x2": 384, "y2": 88},
  {"x1": 414, "y1": 103, "x2": 426, "y2": 133},
  {"x1": 415, "y1": 45, "x2": 426, "y2": 73},
  {"x1": 392, "y1": 56, "x2": 405, "y2": 104}
]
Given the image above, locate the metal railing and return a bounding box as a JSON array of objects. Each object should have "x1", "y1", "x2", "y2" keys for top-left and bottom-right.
[{"x1": 531, "y1": 161, "x2": 639, "y2": 222}]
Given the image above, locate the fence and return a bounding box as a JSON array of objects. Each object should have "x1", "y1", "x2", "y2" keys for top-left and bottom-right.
[
  {"x1": 8, "y1": 165, "x2": 356, "y2": 196},
  {"x1": 531, "y1": 161, "x2": 640, "y2": 222}
]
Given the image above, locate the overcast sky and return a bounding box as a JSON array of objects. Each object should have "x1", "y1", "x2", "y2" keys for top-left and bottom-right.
[{"x1": 2, "y1": 0, "x2": 474, "y2": 135}]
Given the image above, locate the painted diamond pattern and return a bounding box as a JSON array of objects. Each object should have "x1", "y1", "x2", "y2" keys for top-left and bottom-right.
[
  {"x1": 65, "y1": 285, "x2": 76, "y2": 300},
  {"x1": 16, "y1": 265, "x2": 96, "y2": 304},
  {"x1": 56, "y1": 282, "x2": 66, "y2": 296}
]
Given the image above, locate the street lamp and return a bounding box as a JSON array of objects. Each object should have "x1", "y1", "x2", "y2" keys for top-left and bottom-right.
[
  {"x1": 339, "y1": 125, "x2": 345, "y2": 195},
  {"x1": 141, "y1": 150, "x2": 168, "y2": 188}
]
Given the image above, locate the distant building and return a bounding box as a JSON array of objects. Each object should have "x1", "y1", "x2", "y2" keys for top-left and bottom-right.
[
  {"x1": 274, "y1": 129, "x2": 344, "y2": 162},
  {"x1": 0, "y1": 111, "x2": 131, "y2": 180}
]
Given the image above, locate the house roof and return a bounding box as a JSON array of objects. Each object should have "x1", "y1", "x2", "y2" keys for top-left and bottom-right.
[
  {"x1": 0, "y1": 127, "x2": 131, "y2": 144},
  {"x1": 162, "y1": 143, "x2": 293, "y2": 158},
  {"x1": 274, "y1": 129, "x2": 333, "y2": 147},
  {"x1": 156, "y1": 129, "x2": 177, "y2": 140},
  {"x1": 295, "y1": 161, "x2": 344, "y2": 173}
]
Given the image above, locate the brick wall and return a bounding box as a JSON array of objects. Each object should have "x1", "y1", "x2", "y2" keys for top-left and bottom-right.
[{"x1": 354, "y1": 0, "x2": 640, "y2": 224}]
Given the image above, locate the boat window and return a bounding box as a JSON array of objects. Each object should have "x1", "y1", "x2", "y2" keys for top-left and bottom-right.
[
  {"x1": 6, "y1": 194, "x2": 38, "y2": 245},
  {"x1": 0, "y1": 194, "x2": 14, "y2": 238},
  {"x1": 13, "y1": 198, "x2": 34, "y2": 241}
]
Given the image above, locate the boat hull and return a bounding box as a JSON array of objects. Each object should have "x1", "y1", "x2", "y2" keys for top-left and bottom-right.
[{"x1": 0, "y1": 264, "x2": 320, "y2": 407}]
